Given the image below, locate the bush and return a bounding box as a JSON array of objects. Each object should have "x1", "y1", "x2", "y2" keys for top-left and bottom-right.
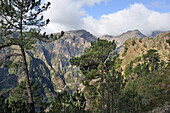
[
  {"x1": 139, "y1": 38, "x2": 142, "y2": 43},
  {"x1": 132, "y1": 39, "x2": 136, "y2": 46},
  {"x1": 143, "y1": 43, "x2": 147, "y2": 48},
  {"x1": 122, "y1": 45, "x2": 128, "y2": 57}
]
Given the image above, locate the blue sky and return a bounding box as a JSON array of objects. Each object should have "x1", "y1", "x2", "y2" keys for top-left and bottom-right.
[
  {"x1": 83, "y1": 0, "x2": 170, "y2": 19},
  {"x1": 43, "y1": 0, "x2": 170, "y2": 36}
]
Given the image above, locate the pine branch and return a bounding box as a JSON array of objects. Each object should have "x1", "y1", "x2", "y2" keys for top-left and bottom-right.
[{"x1": 0, "y1": 43, "x2": 20, "y2": 50}]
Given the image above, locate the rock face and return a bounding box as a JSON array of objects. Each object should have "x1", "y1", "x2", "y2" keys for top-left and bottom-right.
[{"x1": 0, "y1": 29, "x2": 97, "y2": 97}]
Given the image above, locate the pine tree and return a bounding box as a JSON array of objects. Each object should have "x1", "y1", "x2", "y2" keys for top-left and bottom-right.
[
  {"x1": 70, "y1": 39, "x2": 117, "y2": 112},
  {"x1": 124, "y1": 61, "x2": 133, "y2": 78},
  {"x1": 0, "y1": 0, "x2": 64, "y2": 112},
  {"x1": 143, "y1": 49, "x2": 160, "y2": 72},
  {"x1": 104, "y1": 56, "x2": 124, "y2": 113}
]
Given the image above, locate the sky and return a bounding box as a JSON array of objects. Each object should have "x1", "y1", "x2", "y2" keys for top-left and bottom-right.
[{"x1": 42, "y1": 0, "x2": 170, "y2": 36}]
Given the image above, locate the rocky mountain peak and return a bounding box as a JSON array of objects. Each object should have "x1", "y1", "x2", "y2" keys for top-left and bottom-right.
[
  {"x1": 98, "y1": 29, "x2": 146, "y2": 47},
  {"x1": 68, "y1": 29, "x2": 89, "y2": 34},
  {"x1": 120, "y1": 29, "x2": 144, "y2": 37},
  {"x1": 65, "y1": 29, "x2": 97, "y2": 42}
]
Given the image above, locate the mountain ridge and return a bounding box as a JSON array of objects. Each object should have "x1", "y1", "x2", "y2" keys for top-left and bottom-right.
[{"x1": 0, "y1": 29, "x2": 169, "y2": 98}]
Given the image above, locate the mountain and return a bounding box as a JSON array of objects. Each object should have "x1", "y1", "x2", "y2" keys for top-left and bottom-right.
[
  {"x1": 0, "y1": 29, "x2": 97, "y2": 97},
  {"x1": 0, "y1": 29, "x2": 169, "y2": 98},
  {"x1": 99, "y1": 29, "x2": 146, "y2": 47},
  {"x1": 120, "y1": 31, "x2": 170, "y2": 72}
]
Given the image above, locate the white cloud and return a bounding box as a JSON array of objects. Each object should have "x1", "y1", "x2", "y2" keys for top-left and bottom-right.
[
  {"x1": 43, "y1": 1, "x2": 170, "y2": 36},
  {"x1": 43, "y1": 0, "x2": 109, "y2": 33},
  {"x1": 83, "y1": 3, "x2": 170, "y2": 36},
  {"x1": 43, "y1": 0, "x2": 82, "y2": 30}
]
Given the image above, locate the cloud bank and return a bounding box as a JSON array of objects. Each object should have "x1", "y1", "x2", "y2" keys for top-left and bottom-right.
[{"x1": 43, "y1": 0, "x2": 170, "y2": 36}]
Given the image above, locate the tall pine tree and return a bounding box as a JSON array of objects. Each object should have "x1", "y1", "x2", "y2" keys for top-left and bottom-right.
[
  {"x1": 70, "y1": 39, "x2": 117, "y2": 112},
  {"x1": 0, "y1": 0, "x2": 64, "y2": 112}
]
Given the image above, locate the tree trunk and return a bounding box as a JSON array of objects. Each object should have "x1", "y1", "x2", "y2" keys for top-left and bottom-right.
[{"x1": 20, "y1": 46, "x2": 35, "y2": 113}]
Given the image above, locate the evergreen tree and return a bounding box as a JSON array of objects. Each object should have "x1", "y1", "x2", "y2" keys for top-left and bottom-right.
[
  {"x1": 104, "y1": 56, "x2": 125, "y2": 113},
  {"x1": 166, "y1": 39, "x2": 170, "y2": 45},
  {"x1": 139, "y1": 38, "x2": 142, "y2": 43},
  {"x1": 70, "y1": 39, "x2": 116, "y2": 81},
  {"x1": 124, "y1": 61, "x2": 133, "y2": 78},
  {"x1": 143, "y1": 49, "x2": 160, "y2": 72},
  {"x1": 132, "y1": 39, "x2": 136, "y2": 46},
  {"x1": 70, "y1": 39, "x2": 117, "y2": 112},
  {"x1": 0, "y1": 0, "x2": 64, "y2": 112},
  {"x1": 133, "y1": 63, "x2": 142, "y2": 76}
]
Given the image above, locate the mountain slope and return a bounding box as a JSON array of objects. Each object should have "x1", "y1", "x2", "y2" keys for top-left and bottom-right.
[
  {"x1": 0, "y1": 29, "x2": 97, "y2": 97},
  {"x1": 120, "y1": 31, "x2": 170, "y2": 74}
]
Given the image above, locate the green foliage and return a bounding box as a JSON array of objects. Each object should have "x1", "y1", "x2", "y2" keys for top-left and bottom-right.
[
  {"x1": 125, "y1": 49, "x2": 162, "y2": 79},
  {"x1": 122, "y1": 45, "x2": 128, "y2": 57},
  {"x1": 124, "y1": 61, "x2": 133, "y2": 78},
  {"x1": 0, "y1": 94, "x2": 31, "y2": 113},
  {"x1": 70, "y1": 38, "x2": 117, "y2": 80},
  {"x1": 8, "y1": 81, "x2": 48, "y2": 112},
  {"x1": 143, "y1": 49, "x2": 160, "y2": 72},
  {"x1": 133, "y1": 63, "x2": 142, "y2": 76},
  {"x1": 143, "y1": 42, "x2": 147, "y2": 48},
  {"x1": 166, "y1": 39, "x2": 170, "y2": 46},
  {"x1": 120, "y1": 65, "x2": 170, "y2": 112},
  {"x1": 120, "y1": 47, "x2": 169, "y2": 112},
  {"x1": 141, "y1": 63, "x2": 150, "y2": 75},
  {"x1": 133, "y1": 56, "x2": 141, "y2": 63},
  {"x1": 50, "y1": 90, "x2": 87, "y2": 113},
  {"x1": 132, "y1": 39, "x2": 136, "y2": 46},
  {"x1": 104, "y1": 68, "x2": 125, "y2": 113},
  {"x1": 70, "y1": 39, "x2": 118, "y2": 112},
  {"x1": 119, "y1": 82, "x2": 143, "y2": 112},
  {"x1": 0, "y1": 81, "x2": 47, "y2": 113},
  {"x1": 139, "y1": 38, "x2": 142, "y2": 43}
]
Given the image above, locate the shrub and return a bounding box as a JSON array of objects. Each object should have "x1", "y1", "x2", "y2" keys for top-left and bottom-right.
[{"x1": 143, "y1": 43, "x2": 147, "y2": 48}]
